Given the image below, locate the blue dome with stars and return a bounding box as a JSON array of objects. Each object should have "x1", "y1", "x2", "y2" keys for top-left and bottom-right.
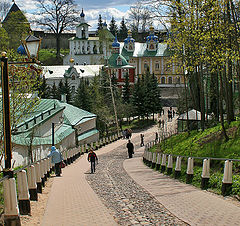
[
  {"x1": 146, "y1": 26, "x2": 158, "y2": 43},
  {"x1": 17, "y1": 45, "x2": 27, "y2": 55},
  {"x1": 112, "y1": 36, "x2": 120, "y2": 47},
  {"x1": 124, "y1": 30, "x2": 135, "y2": 44}
]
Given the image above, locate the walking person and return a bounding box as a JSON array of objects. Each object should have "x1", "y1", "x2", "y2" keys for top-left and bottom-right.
[
  {"x1": 140, "y1": 134, "x2": 144, "y2": 147},
  {"x1": 127, "y1": 140, "x2": 134, "y2": 158},
  {"x1": 48, "y1": 146, "x2": 64, "y2": 177},
  {"x1": 88, "y1": 149, "x2": 98, "y2": 174},
  {"x1": 155, "y1": 132, "x2": 159, "y2": 143}
]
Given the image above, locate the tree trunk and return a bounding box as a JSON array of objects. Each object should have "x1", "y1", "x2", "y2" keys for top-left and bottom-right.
[
  {"x1": 56, "y1": 33, "x2": 61, "y2": 60},
  {"x1": 219, "y1": 70, "x2": 229, "y2": 141}
]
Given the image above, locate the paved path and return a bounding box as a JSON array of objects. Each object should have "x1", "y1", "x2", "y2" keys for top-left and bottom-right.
[
  {"x1": 41, "y1": 122, "x2": 240, "y2": 226},
  {"x1": 124, "y1": 145, "x2": 240, "y2": 226},
  {"x1": 41, "y1": 140, "x2": 127, "y2": 226}
]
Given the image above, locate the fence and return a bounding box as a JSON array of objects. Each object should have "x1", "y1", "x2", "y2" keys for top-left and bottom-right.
[
  {"x1": 143, "y1": 138, "x2": 240, "y2": 197},
  {"x1": 0, "y1": 132, "x2": 122, "y2": 226}
]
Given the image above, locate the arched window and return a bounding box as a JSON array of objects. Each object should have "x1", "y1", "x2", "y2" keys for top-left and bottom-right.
[
  {"x1": 175, "y1": 76, "x2": 180, "y2": 84},
  {"x1": 144, "y1": 63, "x2": 149, "y2": 72},
  {"x1": 72, "y1": 75, "x2": 75, "y2": 80},
  {"x1": 81, "y1": 27, "x2": 85, "y2": 38},
  {"x1": 161, "y1": 77, "x2": 166, "y2": 84},
  {"x1": 168, "y1": 77, "x2": 172, "y2": 84}
]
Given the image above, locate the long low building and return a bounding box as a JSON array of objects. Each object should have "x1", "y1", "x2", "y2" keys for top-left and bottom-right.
[
  {"x1": 10, "y1": 98, "x2": 99, "y2": 167},
  {"x1": 43, "y1": 61, "x2": 103, "y2": 93}
]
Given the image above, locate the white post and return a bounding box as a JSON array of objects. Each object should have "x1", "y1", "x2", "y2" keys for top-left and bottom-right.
[
  {"x1": 222, "y1": 160, "x2": 233, "y2": 196},
  {"x1": 186, "y1": 157, "x2": 194, "y2": 183},
  {"x1": 161, "y1": 154, "x2": 166, "y2": 172},
  {"x1": 3, "y1": 178, "x2": 21, "y2": 225},
  {"x1": 167, "y1": 155, "x2": 173, "y2": 174},
  {"x1": 174, "y1": 156, "x2": 181, "y2": 178},
  {"x1": 201, "y1": 159, "x2": 210, "y2": 189},
  {"x1": 17, "y1": 170, "x2": 31, "y2": 215},
  {"x1": 156, "y1": 153, "x2": 161, "y2": 170},
  {"x1": 27, "y1": 165, "x2": 37, "y2": 201},
  {"x1": 34, "y1": 162, "x2": 42, "y2": 193}
]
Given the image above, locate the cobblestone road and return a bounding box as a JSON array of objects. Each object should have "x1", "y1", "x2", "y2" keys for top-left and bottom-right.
[{"x1": 86, "y1": 135, "x2": 187, "y2": 226}]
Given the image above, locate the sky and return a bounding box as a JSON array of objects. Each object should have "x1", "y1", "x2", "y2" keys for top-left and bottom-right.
[{"x1": 1, "y1": 0, "x2": 138, "y2": 31}]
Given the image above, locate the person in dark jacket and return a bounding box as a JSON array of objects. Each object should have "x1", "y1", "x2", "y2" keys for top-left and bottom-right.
[
  {"x1": 127, "y1": 140, "x2": 134, "y2": 158},
  {"x1": 140, "y1": 134, "x2": 144, "y2": 147},
  {"x1": 88, "y1": 149, "x2": 98, "y2": 174}
]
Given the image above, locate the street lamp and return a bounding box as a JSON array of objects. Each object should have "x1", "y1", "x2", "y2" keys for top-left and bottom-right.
[
  {"x1": 52, "y1": 115, "x2": 64, "y2": 146},
  {"x1": 21, "y1": 33, "x2": 41, "y2": 61}
]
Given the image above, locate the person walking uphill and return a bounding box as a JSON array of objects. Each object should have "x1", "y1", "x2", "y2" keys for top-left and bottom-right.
[
  {"x1": 127, "y1": 140, "x2": 134, "y2": 158},
  {"x1": 48, "y1": 146, "x2": 63, "y2": 177},
  {"x1": 88, "y1": 149, "x2": 98, "y2": 174}
]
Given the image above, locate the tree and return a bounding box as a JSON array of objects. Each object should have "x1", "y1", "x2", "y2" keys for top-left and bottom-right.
[
  {"x1": 73, "y1": 78, "x2": 92, "y2": 112},
  {"x1": 2, "y1": 11, "x2": 30, "y2": 50},
  {"x1": 51, "y1": 82, "x2": 58, "y2": 99},
  {"x1": 109, "y1": 16, "x2": 118, "y2": 36},
  {"x1": 57, "y1": 80, "x2": 64, "y2": 100},
  {"x1": 39, "y1": 76, "x2": 51, "y2": 98},
  {"x1": 0, "y1": 1, "x2": 11, "y2": 21},
  {"x1": 34, "y1": 0, "x2": 78, "y2": 60},
  {"x1": 0, "y1": 25, "x2": 9, "y2": 51},
  {"x1": 63, "y1": 78, "x2": 72, "y2": 103},
  {"x1": 118, "y1": 17, "x2": 128, "y2": 41},
  {"x1": 122, "y1": 72, "x2": 131, "y2": 103},
  {"x1": 97, "y1": 14, "x2": 103, "y2": 33}
]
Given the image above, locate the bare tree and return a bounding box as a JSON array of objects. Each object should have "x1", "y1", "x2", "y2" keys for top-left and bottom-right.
[
  {"x1": 0, "y1": 1, "x2": 10, "y2": 21},
  {"x1": 128, "y1": 1, "x2": 152, "y2": 33},
  {"x1": 34, "y1": 0, "x2": 78, "y2": 60}
]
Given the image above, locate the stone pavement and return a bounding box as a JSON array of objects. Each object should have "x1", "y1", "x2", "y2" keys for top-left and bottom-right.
[
  {"x1": 41, "y1": 140, "x2": 127, "y2": 226},
  {"x1": 124, "y1": 150, "x2": 240, "y2": 226}
]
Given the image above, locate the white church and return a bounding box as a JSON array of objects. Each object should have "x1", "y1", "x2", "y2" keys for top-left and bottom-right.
[{"x1": 63, "y1": 9, "x2": 115, "y2": 65}]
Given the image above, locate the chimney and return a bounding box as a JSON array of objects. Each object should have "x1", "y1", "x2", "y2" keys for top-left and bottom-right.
[{"x1": 61, "y1": 94, "x2": 67, "y2": 103}]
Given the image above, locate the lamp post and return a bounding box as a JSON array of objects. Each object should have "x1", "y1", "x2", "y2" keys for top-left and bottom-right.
[
  {"x1": 21, "y1": 33, "x2": 41, "y2": 61},
  {"x1": 52, "y1": 115, "x2": 64, "y2": 146},
  {"x1": 0, "y1": 34, "x2": 41, "y2": 177},
  {"x1": 1, "y1": 52, "x2": 13, "y2": 177}
]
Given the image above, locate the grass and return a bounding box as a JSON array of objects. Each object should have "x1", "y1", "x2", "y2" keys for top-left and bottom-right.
[
  {"x1": 39, "y1": 49, "x2": 70, "y2": 65},
  {"x1": 122, "y1": 119, "x2": 156, "y2": 131},
  {"x1": 148, "y1": 120, "x2": 240, "y2": 197}
]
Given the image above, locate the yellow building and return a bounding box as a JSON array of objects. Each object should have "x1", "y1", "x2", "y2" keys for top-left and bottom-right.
[{"x1": 120, "y1": 28, "x2": 184, "y2": 88}]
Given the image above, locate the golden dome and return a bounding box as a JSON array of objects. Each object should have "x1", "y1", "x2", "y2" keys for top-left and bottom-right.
[
  {"x1": 128, "y1": 30, "x2": 132, "y2": 34},
  {"x1": 69, "y1": 58, "x2": 74, "y2": 63},
  {"x1": 150, "y1": 26, "x2": 154, "y2": 31}
]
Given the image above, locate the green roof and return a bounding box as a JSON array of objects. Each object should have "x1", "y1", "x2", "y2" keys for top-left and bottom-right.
[
  {"x1": 78, "y1": 129, "x2": 99, "y2": 141},
  {"x1": 11, "y1": 99, "x2": 97, "y2": 146},
  {"x1": 107, "y1": 53, "x2": 128, "y2": 68}
]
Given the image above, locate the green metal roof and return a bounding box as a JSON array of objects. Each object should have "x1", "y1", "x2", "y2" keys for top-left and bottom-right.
[
  {"x1": 107, "y1": 53, "x2": 128, "y2": 68},
  {"x1": 78, "y1": 129, "x2": 99, "y2": 141},
  {"x1": 56, "y1": 101, "x2": 96, "y2": 126},
  {"x1": 11, "y1": 99, "x2": 97, "y2": 146}
]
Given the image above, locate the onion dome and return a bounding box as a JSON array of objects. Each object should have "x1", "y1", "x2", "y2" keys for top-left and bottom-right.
[
  {"x1": 103, "y1": 21, "x2": 107, "y2": 28},
  {"x1": 124, "y1": 30, "x2": 135, "y2": 44},
  {"x1": 17, "y1": 45, "x2": 27, "y2": 55},
  {"x1": 146, "y1": 26, "x2": 158, "y2": 42},
  {"x1": 69, "y1": 58, "x2": 74, "y2": 63},
  {"x1": 112, "y1": 36, "x2": 120, "y2": 48},
  {"x1": 80, "y1": 8, "x2": 85, "y2": 17}
]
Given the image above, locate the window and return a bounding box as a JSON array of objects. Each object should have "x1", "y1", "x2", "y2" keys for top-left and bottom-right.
[
  {"x1": 117, "y1": 58, "x2": 122, "y2": 66},
  {"x1": 168, "y1": 77, "x2": 172, "y2": 84},
  {"x1": 161, "y1": 77, "x2": 166, "y2": 84},
  {"x1": 144, "y1": 63, "x2": 149, "y2": 72},
  {"x1": 72, "y1": 75, "x2": 75, "y2": 80},
  {"x1": 155, "y1": 62, "x2": 160, "y2": 71},
  {"x1": 175, "y1": 76, "x2": 180, "y2": 84},
  {"x1": 122, "y1": 69, "x2": 127, "y2": 78}
]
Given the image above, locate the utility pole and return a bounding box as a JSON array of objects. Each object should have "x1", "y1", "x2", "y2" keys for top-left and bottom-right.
[{"x1": 108, "y1": 73, "x2": 120, "y2": 134}]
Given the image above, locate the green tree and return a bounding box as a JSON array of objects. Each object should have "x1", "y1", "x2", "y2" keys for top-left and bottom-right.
[
  {"x1": 3, "y1": 11, "x2": 30, "y2": 50},
  {"x1": 97, "y1": 14, "x2": 103, "y2": 33},
  {"x1": 57, "y1": 80, "x2": 64, "y2": 100},
  {"x1": 109, "y1": 16, "x2": 118, "y2": 36},
  {"x1": 122, "y1": 72, "x2": 131, "y2": 103},
  {"x1": 118, "y1": 17, "x2": 128, "y2": 41},
  {"x1": 51, "y1": 82, "x2": 58, "y2": 99},
  {"x1": 73, "y1": 78, "x2": 92, "y2": 112},
  {"x1": 39, "y1": 76, "x2": 51, "y2": 98},
  {"x1": 0, "y1": 25, "x2": 9, "y2": 51},
  {"x1": 63, "y1": 78, "x2": 72, "y2": 103}
]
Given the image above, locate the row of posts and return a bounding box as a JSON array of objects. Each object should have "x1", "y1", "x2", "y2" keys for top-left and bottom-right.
[
  {"x1": 3, "y1": 132, "x2": 122, "y2": 226},
  {"x1": 143, "y1": 144, "x2": 233, "y2": 196}
]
